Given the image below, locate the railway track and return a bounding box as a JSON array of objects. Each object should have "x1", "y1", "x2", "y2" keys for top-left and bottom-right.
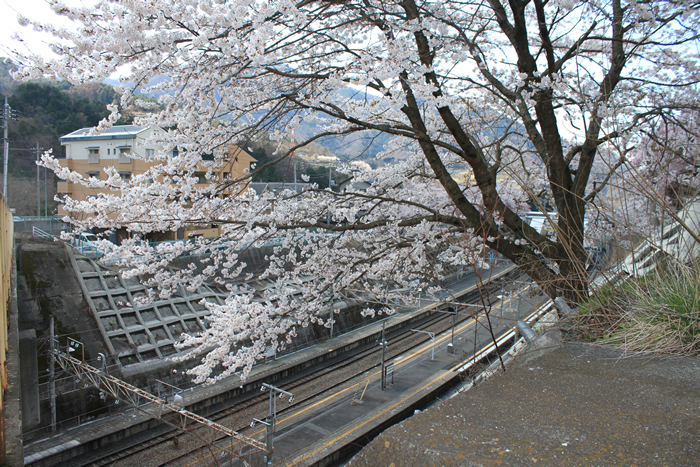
[{"x1": 61, "y1": 268, "x2": 524, "y2": 466}]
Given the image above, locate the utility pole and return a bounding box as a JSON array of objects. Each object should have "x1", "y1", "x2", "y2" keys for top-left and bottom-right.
[
  {"x1": 2, "y1": 97, "x2": 18, "y2": 199},
  {"x1": 44, "y1": 164, "x2": 48, "y2": 217},
  {"x1": 49, "y1": 316, "x2": 57, "y2": 431},
  {"x1": 293, "y1": 160, "x2": 305, "y2": 190},
  {"x1": 3, "y1": 97, "x2": 9, "y2": 199},
  {"x1": 36, "y1": 143, "x2": 40, "y2": 216},
  {"x1": 326, "y1": 165, "x2": 334, "y2": 225}
]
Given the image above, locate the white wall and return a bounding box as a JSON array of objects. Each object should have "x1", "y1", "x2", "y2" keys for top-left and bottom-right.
[{"x1": 62, "y1": 128, "x2": 163, "y2": 161}]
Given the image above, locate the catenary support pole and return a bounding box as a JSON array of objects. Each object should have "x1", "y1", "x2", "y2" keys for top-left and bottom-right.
[{"x1": 380, "y1": 322, "x2": 386, "y2": 390}]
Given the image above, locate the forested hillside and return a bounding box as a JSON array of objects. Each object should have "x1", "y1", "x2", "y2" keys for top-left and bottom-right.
[
  {"x1": 1, "y1": 59, "x2": 118, "y2": 215},
  {"x1": 1, "y1": 58, "x2": 363, "y2": 215}
]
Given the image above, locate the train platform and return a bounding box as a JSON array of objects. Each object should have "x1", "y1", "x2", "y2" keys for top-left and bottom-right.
[
  {"x1": 262, "y1": 281, "x2": 549, "y2": 466},
  {"x1": 347, "y1": 341, "x2": 700, "y2": 466},
  {"x1": 23, "y1": 264, "x2": 517, "y2": 466}
]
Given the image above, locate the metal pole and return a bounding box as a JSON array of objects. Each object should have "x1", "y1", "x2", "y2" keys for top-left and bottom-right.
[
  {"x1": 380, "y1": 322, "x2": 386, "y2": 390},
  {"x1": 410, "y1": 329, "x2": 435, "y2": 360},
  {"x1": 449, "y1": 306, "x2": 456, "y2": 352},
  {"x1": 260, "y1": 383, "x2": 293, "y2": 465},
  {"x1": 3, "y1": 97, "x2": 8, "y2": 199},
  {"x1": 266, "y1": 389, "x2": 274, "y2": 465},
  {"x1": 36, "y1": 142, "x2": 40, "y2": 216},
  {"x1": 499, "y1": 293, "x2": 505, "y2": 327},
  {"x1": 44, "y1": 165, "x2": 48, "y2": 217},
  {"x1": 327, "y1": 165, "x2": 333, "y2": 224},
  {"x1": 265, "y1": 417, "x2": 273, "y2": 464},
  {"x1": 49, "y1": 316, "x2": 57, "y2": 431},
  {"x1": 517, "y1": 292, "x2": 522, "y2": 318}
]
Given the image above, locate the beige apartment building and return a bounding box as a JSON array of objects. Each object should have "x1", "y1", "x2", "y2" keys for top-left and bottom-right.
[{"x1": 58, "y1": 125, "x2": 255, "y2": 242}]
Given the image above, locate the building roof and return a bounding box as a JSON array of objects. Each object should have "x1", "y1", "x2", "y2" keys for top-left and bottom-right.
[
  {"x1": 249, "y1": 182, "x2": 310, "y2": 195},
  {"x1": 60, "y1": 125, "x2": 150, "y2": 142}
]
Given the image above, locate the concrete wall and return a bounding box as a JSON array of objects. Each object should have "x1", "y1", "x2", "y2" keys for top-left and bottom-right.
[
  {"x1": 1, "y1": 193, "x2": 24, "y2": 464},
  {"x1": 0, "y1": 194, "x2": 13, "y2": 463}
]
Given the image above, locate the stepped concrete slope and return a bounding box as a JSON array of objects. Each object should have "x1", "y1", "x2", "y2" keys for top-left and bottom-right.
[{"x1": 348, "y1": 342, "x2": 700, "y2": 466}]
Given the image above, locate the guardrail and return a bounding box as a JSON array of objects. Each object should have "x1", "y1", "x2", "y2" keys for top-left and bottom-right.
[
  {"x1": 32, "y1": 226, "x2": 55, "y2": 240},
  {"x1": 14, "y1": 217, "x2": 68, "y2": 237}
]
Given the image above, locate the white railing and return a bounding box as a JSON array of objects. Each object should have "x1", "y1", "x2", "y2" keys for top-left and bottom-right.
[{"x1": 32, "y1": 226, "x2": 55, "y2": 239}]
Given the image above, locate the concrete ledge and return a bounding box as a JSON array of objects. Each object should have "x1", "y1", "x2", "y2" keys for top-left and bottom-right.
[{"x1": 348, "y1": 341, "x2": 700, "y2": 466}]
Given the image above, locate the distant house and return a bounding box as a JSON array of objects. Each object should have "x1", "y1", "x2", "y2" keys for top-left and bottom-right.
[
  {"x1": 337, "y1": 176, "x2": 373, "y2": 192},
  {"x1": 58, "y1": 125, "x2": 255, "y2": 242}
]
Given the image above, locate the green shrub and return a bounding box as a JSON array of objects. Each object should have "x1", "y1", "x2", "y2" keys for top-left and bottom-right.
[{"x1": 579, "y1": 262, "x2": 699, "y2": 355}]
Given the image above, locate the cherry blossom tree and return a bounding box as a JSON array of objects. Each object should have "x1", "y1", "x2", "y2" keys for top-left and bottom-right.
[
  {"x1": 10, "y1": 0, "x2": 700, "y2": 381},
  {"x1": 630, "y1": 112, "x2": 700, "y2": 210}
]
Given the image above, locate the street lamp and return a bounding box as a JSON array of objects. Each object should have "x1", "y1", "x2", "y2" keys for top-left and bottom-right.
[
  {"x1": 433, "y1": 306, "x2": 457, "y2": 353},
  {"x1": 433, "y1": 302, "x2": 483, "y2": 354},
  {"x1": 511, "y1": 280, "x2": 533, "y2": 317},
  {"x1": 410, "y1": 329, "x2": 435, "y2": 360},
  {"x1": 379, "y1": 322, "x2": 388, "y2": 389},
  {"x1": 496, "y1": 291, "x2": 513, "y2": 327},
  {"x1": 260, "y1": 383, "x2": 294, "y2": 465}
]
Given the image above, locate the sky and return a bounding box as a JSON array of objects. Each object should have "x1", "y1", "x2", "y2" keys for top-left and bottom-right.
[
  {"x1": 0, "y1": 0, "x2": 588, "y2": 142},
  {"x1": 1, "y1": 0, "x2": 77, "y2": 59}
]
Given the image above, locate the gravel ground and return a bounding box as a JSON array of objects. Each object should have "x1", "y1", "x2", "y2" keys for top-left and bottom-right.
[{"x1": 348, "y1": 341, "x2": 700, "y2": 466}]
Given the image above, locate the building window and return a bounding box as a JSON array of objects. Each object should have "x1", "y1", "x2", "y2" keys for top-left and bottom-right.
[
  {"x1": 145, "y1": 149, "x2": 154, "y2": 158},
  {"x1": 88, "y1": 148, "x2": 100, "y2": 164},
  {"x1": 195, "y1": 172, "x2": 207, "y2": 184},
  {"x1": 119, "y1": 147, "x2": 132, "y2": 164},
  {"x1": 86, "y1": 171, "x2": 100, "y2": 180},
  {"x1": 120, "y1": 172, "x2": 131, "y2": 183},
  {"x1": 107, "y1": 148, "x2": 111, "y2": 155}
]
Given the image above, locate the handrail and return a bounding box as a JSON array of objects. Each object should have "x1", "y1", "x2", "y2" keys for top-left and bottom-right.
[{"x1": 32, "y1": 226, "x2": 55, "y2": 239}]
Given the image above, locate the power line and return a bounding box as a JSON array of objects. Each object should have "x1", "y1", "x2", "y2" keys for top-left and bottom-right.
[{"x1": 52, "y1": 346, "x2": 266, "y2": 451}]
